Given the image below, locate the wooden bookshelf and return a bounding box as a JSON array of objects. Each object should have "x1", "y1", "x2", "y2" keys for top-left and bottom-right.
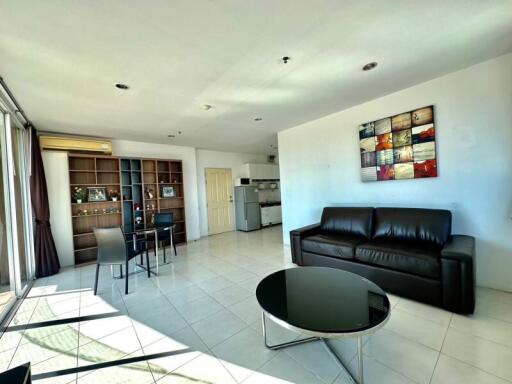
[
  {"x1": 69, "y1": 154, "x2": 122, "y2": 265},
  {"x1": 69, "y1": 154, "x2": 187, "y2": 265}
]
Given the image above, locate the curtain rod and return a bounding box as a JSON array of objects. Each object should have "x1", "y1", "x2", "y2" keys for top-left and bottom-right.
[{"x1": 0, "y1": 76, "x2": 32, "y2": 129}]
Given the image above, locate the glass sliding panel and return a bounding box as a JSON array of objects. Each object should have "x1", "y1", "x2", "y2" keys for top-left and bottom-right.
[
  {"x1": 0, "y1": 113, "x2": 15, "y2": 318},
  {"x1": 10, "y1": 124, "x2": 30, "y2": 289}
]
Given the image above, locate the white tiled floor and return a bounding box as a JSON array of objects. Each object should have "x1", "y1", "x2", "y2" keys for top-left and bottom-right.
[{"x1": 1, "y1": 226, "x2": 512, "y2": 383}]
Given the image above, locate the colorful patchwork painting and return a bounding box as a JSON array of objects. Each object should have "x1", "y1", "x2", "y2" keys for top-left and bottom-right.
[{"x1": 359, "y1": 105, "x2": 437, "y2": 182}]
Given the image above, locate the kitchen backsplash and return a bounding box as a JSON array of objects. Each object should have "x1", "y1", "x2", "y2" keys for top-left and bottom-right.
[{"x1": 258, "y1": 188, "x2": 281, "y2": 203}]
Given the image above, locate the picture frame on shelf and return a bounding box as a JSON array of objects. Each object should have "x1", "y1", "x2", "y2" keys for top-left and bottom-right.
[
  {"x1": 87, "y1": 187, "x2": 107, "y2": 202},
  {"x1": 162, "y1": 186, "x2": 175, "y2": 198}
]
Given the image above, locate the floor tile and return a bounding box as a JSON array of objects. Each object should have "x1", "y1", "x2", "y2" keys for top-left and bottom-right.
[
  {"x1": 173, "y1": 295, "x2": 224, "y2": 324},
  {"x1": 77, "y1": 351, "x2": 155, "y2": 384},
  {"x1": 78, "y1": 315, "x2": 132, "y2": 345},
  {"x1": 245, "y1": 352, "x2": 324, "y2": 384},
  {"x1": 442, "y1": 328, "x2": 512, "y2": 381},
  {"x1": 340, "y1": 354, "x2": 415, "y2": 384},
  {"x1": 284, "y1": 340, "x2": 342, "y2": 383},
  {"x1": 385, "y1": 308, "x2": 447, "y2": 350},
  {"x1": 394, "y1": 297, "x2": 453, "y2": 326},
  {"x1": 190, "y1": 309, "x2": 247, "y2": 348},
  {"x1": 227, "y1": 295, "x2": 261, "y2": 325},
  {"x1": 431, "y1": 354, "x2": 510, "y2": 384},
  {"x1": 143, "y1": 326, "x2": 209, "y2": 381},
  {"x1": 164, "y1": 285, "x2": 207, "y2": 307},
  {"x1": 208, "y1": 284, "x2": 252, "y2": 307},
  {"x1": 364, "y1": 329, "x2": 439, "y2": 383},
  {"x1": 30, "y1": 348, "x2": 78, "y2": 375},
  {"x1": 196, "y1": 276, "x2": 234, "y2": 293},
  {"x1": 212, "y1": 326, "x2": 277, "y2": 382},
  {"x1": 475, "y1": 299, "x2": 512, "y2": 324},
  {"x1": 77, "y1": 326, "x2": 142, "y2": 366},
  {"x1": 0, "y1": 348, "x2": 15, "y2": 372},
  {"x1": 451, "y1": 313, "x2": 512, "y2": 347},
  {"x1": 158, "y1": 353, "x2": 237, "y2": 384}
]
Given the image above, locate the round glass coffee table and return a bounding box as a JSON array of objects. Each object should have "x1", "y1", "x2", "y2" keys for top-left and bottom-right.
[{"x1": 256, "y1": 267, "x2": 391, "y2": 384}]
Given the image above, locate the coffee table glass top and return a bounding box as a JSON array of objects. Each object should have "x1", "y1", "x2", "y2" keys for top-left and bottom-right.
[{"x1": 256, "y1": 267, "x2": 390, "y2": 334}]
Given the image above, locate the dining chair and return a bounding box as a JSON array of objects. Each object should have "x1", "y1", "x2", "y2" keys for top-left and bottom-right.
[
  {"x1": 93, "y1": 227, "x2": 149, "y2": 295},
  {"x1": 146, "y1": 212, "x2": 177, "y2": 263}
]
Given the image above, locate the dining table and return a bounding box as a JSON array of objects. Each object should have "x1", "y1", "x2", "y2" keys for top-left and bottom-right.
[{"x1": 124, "y1": 224, "x2": 176, "y2": 276}]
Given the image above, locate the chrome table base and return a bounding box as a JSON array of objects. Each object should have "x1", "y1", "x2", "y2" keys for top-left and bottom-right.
[{"x1": 262, "y1": 312, "x2": 364, "y2": 384}]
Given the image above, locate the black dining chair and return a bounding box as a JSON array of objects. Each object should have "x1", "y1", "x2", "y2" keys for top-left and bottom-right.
[
  {"x1": 93, "y1": 227, "x2": 149, "y2": 295},
  {"x1": 146, "y1": 212, "x2": 177, "y2": 263}
]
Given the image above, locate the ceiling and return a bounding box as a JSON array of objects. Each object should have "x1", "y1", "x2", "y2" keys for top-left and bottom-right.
[{"x1": 1, "y1": 1, "x2": 511, "y2": 154}]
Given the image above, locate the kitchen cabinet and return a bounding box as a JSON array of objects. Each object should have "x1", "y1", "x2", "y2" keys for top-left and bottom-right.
[
  {"x1": 261, "y1": 204, "x2": 282, "y2": 226},
  {"x1": 246, "y1": 163, "x2": 279, "y2": 180}
]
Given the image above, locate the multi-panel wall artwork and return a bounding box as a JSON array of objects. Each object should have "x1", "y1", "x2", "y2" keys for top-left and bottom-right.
[{"x1": 359, "y1": 105, "x2": 437, "y2": 182}]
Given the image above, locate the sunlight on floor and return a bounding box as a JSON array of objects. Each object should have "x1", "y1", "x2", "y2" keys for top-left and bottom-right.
[{"x1": 2, "y1": 226, "x2": 512, "y2": 383}]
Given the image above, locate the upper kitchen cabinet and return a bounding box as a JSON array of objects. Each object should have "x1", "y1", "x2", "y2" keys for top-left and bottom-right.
[{"x1": 246, "y1": 163, "x2": 279, "y2": 180}]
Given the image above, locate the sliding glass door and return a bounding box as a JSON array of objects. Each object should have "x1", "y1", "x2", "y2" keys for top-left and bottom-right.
[
  {"x1": 0, "y1": 112, "x2": 34, "y2": 322},
  {"x1": 0, "y1": 113, "x2": 15, "y2": 318}
]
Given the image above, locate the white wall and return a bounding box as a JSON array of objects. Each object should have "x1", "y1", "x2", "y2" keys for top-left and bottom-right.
[
  {"x1": 278, "y1": 53, "x2": 512, "y2": 291},
  {"x1": 195, "y1": 149, "x2": 267, "y2": 237},
  {"x1": 42, "y1": 151, "x2": 74, "y2": 267},
  {"x1": 111, "y1": 140, "x2": 200, "y2": 241}
]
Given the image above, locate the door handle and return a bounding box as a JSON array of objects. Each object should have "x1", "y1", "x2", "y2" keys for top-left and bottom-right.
[{"x1": 229, "y1": 195, "x2": 233, "y2": 203}]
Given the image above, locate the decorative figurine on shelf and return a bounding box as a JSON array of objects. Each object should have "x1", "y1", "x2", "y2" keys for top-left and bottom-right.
[
  {"x1": 123, "y1": 194, "x2": 130, "y2": 201},
  {"x1": 146, "y1": 204, "x2": 150, "y2": 210},
  {"x1": 83, "y1": 209, "x2": 89, "y2": 215},
  {"x1": 135, "y1": 216, "x2": 143, "y2": 224},
  {"x1": 73, "y1": 186, "x2": 87, "y2": 204},
  {"x1": 93, "y1": 208, "x2": 99, "y2": 215},
  {"x1": 108, "y1": 190, "x2": 119, "y2": 202},
  {"x1": 134, "y1": 203, "x2": 141, "y2": 211},
  {"x1": 151, "y1": 203, "x2": 155, "y2": 210},
  {"x1": 151, "y1": 213, "x2": 155, "y2": 224}
]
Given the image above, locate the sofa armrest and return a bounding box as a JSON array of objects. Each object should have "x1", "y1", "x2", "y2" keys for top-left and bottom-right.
[
  {"x1": 441, "y1": 235, "x2": 475, "y2": 262},
  {"x1": 290, "y1": 223, "x2": 321, "y2": 238},
  {"x1": 290, "y1": 223, "x2": 321, "y2": 265},
  {"x1": 440, "y1": 235, "x2": 475, "y2": 314}
]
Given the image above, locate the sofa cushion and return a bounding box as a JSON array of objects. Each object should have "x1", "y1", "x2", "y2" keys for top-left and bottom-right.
[
  {"x1": 373, "y1": 208, "x2": 451, "y2": 247},
  {"x1": 302, "y1": 234, "x2": 363, "y2": 260},
  {"x1": 320, "y1": 207, "x2": 374, "y2": 239},
  {"x1": 355, "y1": 240, "x2": 441, "y2": 279}
]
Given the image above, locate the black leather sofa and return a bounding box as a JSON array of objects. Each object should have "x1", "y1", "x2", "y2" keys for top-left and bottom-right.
[{"x1": 290, "y1": 207, "x2": 475, "y2": 314}]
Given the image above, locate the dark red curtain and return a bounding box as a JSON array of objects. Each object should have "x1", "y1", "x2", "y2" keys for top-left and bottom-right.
[{"x1": 30, "y1": 127, "x2": 60, "y2": 277}]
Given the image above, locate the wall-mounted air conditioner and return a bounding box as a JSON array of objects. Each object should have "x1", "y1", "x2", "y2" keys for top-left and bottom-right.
[{"x1": 39, "y1": 136, "x2": 112, "y2": 154}]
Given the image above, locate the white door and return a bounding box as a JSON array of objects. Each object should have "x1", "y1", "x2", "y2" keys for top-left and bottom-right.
[{"x1": 205, "y1": 168, "x2": 234, "y2": 235}]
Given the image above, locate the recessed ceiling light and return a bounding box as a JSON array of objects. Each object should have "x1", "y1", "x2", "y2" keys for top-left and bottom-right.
[
  {"x1": 254, "y1": 117, "x2": 263, "y2": 122},
  {"x1": 362, "y1": 62, "x2": 378, "y2": 71},
  {"x1": 202, "y1": 104, "x2": 213, "y2": 110},
  {"x1": 115, "y1": 83, "x2": 130, "y2": 90}
]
